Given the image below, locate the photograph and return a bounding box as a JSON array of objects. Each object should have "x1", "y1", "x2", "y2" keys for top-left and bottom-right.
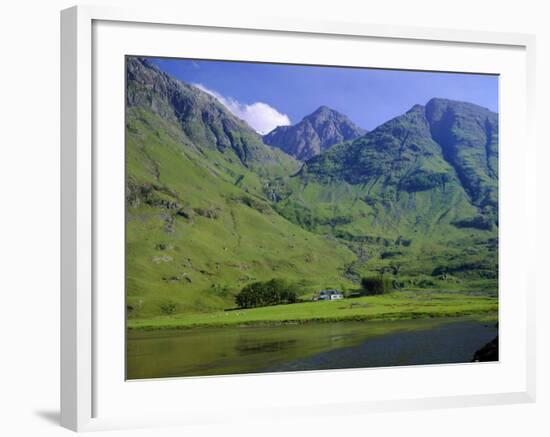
[{"x1": 125, "y1": 55, "x2": 499, "y2": 379}]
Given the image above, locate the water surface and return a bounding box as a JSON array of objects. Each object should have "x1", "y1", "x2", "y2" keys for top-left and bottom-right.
[{"x1": 127, "y1": 316, "x2": 497, "y2": 379}]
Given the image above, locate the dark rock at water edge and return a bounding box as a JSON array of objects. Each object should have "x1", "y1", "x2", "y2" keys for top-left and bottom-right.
[{"x1": 472, "y1": 336, "x2": 498, "y2": 362}]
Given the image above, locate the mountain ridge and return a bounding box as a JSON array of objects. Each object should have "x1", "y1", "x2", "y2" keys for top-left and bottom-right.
[
  {"x1": 273, "y1": 97, "x2": 498, "y2": 281},
  {"x1": 127, "y1": 57, "x2": 299, "y2": 175},
  {"x1": 300, "y1": 97, "x2": 498, "y2": 217}
]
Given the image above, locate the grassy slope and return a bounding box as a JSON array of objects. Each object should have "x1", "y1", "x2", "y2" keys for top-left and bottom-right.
[
  {"x1": 126, "y1": 108, "x2": 356, "y2": 319},
  {"x1": 276, "y1": 176, "x2": 497, "y2": 287},
  {"x1": 127, "y1": 291, "x2": 498, "y2": 330},
  {"x1": 273, "y1": 104, "x2": 498, "y2": 289}
]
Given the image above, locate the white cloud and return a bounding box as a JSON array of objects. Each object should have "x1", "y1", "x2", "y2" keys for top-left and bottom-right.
[{"x1": 193, "y1": 83, "x2": 291, "y2": 135}]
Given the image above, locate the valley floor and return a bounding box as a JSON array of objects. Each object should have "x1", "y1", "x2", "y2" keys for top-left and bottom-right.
[{"x1": 127, "y1": 290, "x2": 498, "y2": 331}]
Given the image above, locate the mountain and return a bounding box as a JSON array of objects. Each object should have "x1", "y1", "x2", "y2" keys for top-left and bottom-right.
[
  {"x1": 298, "y1": 98, "x2": 498, "y2": 219},
  {"x1": 125, "y1": 58, "x2": 355, "y2": 319},
  {"x1": 275, "y1": 98, "x2": 498, "y2": 282},
  {"x1": 127, "y1": 57, "x2": 297, "y2": 176},
  {"x1": 263, "y1": 105, "x2": 366, "y2": 161}
]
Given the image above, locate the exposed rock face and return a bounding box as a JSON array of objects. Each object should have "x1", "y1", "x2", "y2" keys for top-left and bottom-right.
[
  {"x1": 472, "y1": 336, "x2": 499, "y2": 362},
  {"x1": 425, "y1": 98, "x2": 499, "y2": 213},
  {"x1": 263, "y1": 106, "x2": 366, "y2": 161}
]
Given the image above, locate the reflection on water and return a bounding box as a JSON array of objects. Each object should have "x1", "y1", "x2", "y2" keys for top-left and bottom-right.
[
  {"x1": 235, "y1": 338, "x2": 298, "y2": 354},
  {"x1": 126, "y1": 316, "x2": 497, "y2": 380}
]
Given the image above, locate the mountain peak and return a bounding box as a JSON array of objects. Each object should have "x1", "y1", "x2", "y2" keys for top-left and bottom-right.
[
  {"x1": 310, "y1": 105, "x2": 334, "y2": 115},
  {"x1": 307, "y1": 105, "x2": 352, "y2": 122},
  {"x1": 126, "y1": 56, "x2": 298, "y2": 170},
  {"x1": 302, "y1": 95, "x2": 499, "y2": 216},
  {"x1": 407, "y1": 104, "x2": 425, "y2": 113},
  {"x1": 425, "y1": 97, "x2": 495, "y2": 115},
  {"x1": 426, "y1": 97, "x2": 452, "y2": 106},
  {"x1": 264, "y1": 107, "x2": 366, "y2": 161}
]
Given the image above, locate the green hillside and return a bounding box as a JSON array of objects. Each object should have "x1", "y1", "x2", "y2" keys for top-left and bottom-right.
[
  {"x1": 275, "y1": 102, "x2": 498, "y2": 288},
  {"x1": 126, "y1": 57, "x2": 498, "y2": 321},
  {"x1": 126, "y1": 58, "x2": 356, "y2": 319}
]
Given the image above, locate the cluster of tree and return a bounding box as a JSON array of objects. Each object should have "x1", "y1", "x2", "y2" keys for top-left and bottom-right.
[
  {"x1": 235, "y1": 278, "x2": 298, "y2": 309},
  {"x1": 360, "y1": 275, "x2": 393, "y2": 296},
  {"x1": 452, "y1": 214, "x2": 494, "y2": 231}
]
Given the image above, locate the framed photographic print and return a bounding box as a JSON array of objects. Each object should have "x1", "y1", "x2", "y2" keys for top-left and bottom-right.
[{"x1": 61, "y1": 5, "x2": 536, "y2": 432}]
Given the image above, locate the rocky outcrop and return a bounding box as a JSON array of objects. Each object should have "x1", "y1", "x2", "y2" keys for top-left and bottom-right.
[{"x1": 472, "y1": 336, "x2": 498, "y2": 362}]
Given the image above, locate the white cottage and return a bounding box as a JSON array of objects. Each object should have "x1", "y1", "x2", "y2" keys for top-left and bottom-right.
[{"x1": 318, "y1": 289, "x2": 344, "y2": 301}]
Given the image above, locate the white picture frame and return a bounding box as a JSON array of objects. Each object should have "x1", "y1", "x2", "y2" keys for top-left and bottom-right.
[{"x1": 61, "y1": 5, "x2": 537, "y2": 432}]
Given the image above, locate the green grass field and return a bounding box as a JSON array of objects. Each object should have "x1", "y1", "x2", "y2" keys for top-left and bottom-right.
[{"x1": 127, "y1": 290, "x2": 498, "y2": 330}]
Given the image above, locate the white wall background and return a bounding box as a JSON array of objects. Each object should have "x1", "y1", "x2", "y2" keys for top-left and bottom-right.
[{"x1": 0, "y1": 1, "x2": 547, "y2": 435}]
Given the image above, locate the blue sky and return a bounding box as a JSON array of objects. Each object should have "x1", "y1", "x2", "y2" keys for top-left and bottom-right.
[{"x1": 149, "y1": 57, "x2": 498, "y2": 134}]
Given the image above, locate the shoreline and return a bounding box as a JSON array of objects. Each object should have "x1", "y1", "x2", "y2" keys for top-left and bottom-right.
[{"x1": 127, "y1": 308, "x2": 498, "y2": 332}]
